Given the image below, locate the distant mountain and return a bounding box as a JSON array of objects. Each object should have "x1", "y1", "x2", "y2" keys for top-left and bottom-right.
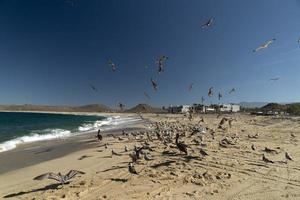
[
  {"x1": 239, "y1": 102, "x2": 269, "y2": 108},
  {"x1": 0, "y1": 104, "x2": 112, "y2": 113},
  {"x1": 125, "y1": 103, "x2": 167, "y2": 113}
]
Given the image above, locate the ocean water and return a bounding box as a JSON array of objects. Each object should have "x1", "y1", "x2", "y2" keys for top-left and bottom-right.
[{"x1": 0, "y1": 112, "x2": 142, "y2": 152}]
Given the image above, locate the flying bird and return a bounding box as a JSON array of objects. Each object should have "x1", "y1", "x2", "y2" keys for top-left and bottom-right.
[
  {"x1": 156, "y1": 55, "x2": 168, "y2": 74},
  {"x1": 218, "y1": 92, "x2": 222, "y2": 100},
  {"x1": 151, "y1": 78, "x2": 158, "y2": 91},
  {"x1": 33, "y1": 170, "x2": 85, "y2": 185},
  {"x1": 208, "y1": 87, "x2": 213, "y2": 97},
  {"x1": 188, "y1": 83, "x2": 194, "y2": 92},
  {"x1": 89, "y1": 84, "x2": 98, "y2": 92},
  {"x1": 253, "y1": 38, "x2": 276, "y2": 52},
  {"x1": 229, "y1": 88, "x2": 235, "y2": 94},
  {"x1": 201, "y1": 18, "x2": 214, "y2": 28},
  {"x1": 107, "y1": 59, "x2": 116, "y2": 72},
  {"x1": 144, "y1": 92, "x2": 151, "y2": 99},
  {"x1": 269, "y1": 77, "x2": 279, "y2": 81}
]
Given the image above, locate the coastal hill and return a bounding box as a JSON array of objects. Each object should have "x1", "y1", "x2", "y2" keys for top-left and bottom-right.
[
  {"x1": 0, "y1": 104, "x2": 113, "y2": 113},
  {"x1": 125, "y1": 103, "x2": 166, "y2": 113}
]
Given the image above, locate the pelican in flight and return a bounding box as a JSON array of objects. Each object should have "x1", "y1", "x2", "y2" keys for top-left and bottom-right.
[
  {"x1": 229, "y1": 88, "x2": 235, "y2": 94},
  {"x1": 253, "y1": 38, "x2": 276, "y2": 52},
  {"x1": 208, "y1": 87, "x2": 213, "y2": 97},
  {"x1": 151, "y1": 78, "x2": 158, "y2": 91},
  {"x1": 269, "y1": 77, "x2": 279, "y2": 81},
  {"x1": 188, "y1": 83, "x2": 194, "y2": 92},
  {"x1": 33, "y1": 170, "x2": 85, "y2": 185},
  {"x1": 107, "y1": 59, "x2": 117, "y2": 72},
  {"x1": 201, "y1": 18, "x2": 214, "y2": 28}
]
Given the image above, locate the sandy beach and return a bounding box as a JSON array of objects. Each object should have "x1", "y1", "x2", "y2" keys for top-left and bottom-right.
[{"x1": 1, "y1": 113, "x2": 300, "y2": 200}]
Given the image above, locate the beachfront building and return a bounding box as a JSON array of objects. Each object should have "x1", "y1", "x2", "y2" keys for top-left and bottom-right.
[{"x1": 219, "y1": 104, "x2": 240, "y2": 113}]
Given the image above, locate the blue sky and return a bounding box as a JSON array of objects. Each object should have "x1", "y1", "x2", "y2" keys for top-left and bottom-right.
[{"x1": 1, "y1": 0, "x2": 300, "y2": 108}]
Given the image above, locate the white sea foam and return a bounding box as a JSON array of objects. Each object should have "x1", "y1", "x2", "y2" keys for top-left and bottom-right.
[
  {"x1": 0, "y1": 129, "x2": 71, "y2": 153},
  {"x1": 0, "y1": 115, "x2": 142, "y2": 153}
]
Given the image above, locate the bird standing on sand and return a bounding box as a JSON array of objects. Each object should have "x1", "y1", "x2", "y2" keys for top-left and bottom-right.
[
  {"x1": 253, "y1": 38, "x2": 276, "y2": 52},
  {"x1": 96, "y1": 129, "x2": 102, "y2": 141},
  {"x1": 107, "y1": 58, "x2": 116, "y2": 71},
  {"x1": 151, "y1": 78, "x2": 158, "y2": 91},
  {"x1": 285, "y1": 152, "x2": 293, "y2": 161},
  {"x1": 201, "y1": 18, "x2": 214, "y2": 28},
  {"x1": 175, "y1": 133, "x2": 188, "y2": 155},
  {"x1": 125, "y1": 145, "x2": 129, "y2": 152},
  {"x1": 199, "y1": 148, "x2": 209, "y2": 157},
  {"x1": 262, "y1": 154, "x2": 274, "y2": 163},
  {"x1": 128, "y1": 163, "x2": 138, "y2": 175},
  {"x1": 119, "y1": 102, "x2": 125, "y2": 111},
  {"x1": 33, "y1": 170, "x2": 85, "y2": 185},
  {"x1": 208, "y1": 87, "x2": 213, "y2": 97},
  {"x1": 251, "y1": 144, "x2": 256, "y2": 151}
]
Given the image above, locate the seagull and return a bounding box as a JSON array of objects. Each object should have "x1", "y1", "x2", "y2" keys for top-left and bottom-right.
[
  {"x1": 208, "y1": 87, "x2": 213, "y2": 97},
  {"x1": 201, "y1": 17, "x2": 214, "y2": 28},
  {"x1": 151, "y1": 78, "x2": 158, "y2": 91},
  {"x1": 128, "y1": 163, "x2": 138, "y2": 175},
  {"x1": 175, "y1": 133, "x2": 188, "y2": 155},
  {"x1": 105, "y1": 143, "x2": 108, "y2": 149},
  {"x1": 107, "y1": 59, "x2": 116, "y2": 72},
  {"x1": 144, "y1": 92, "x2": 151, "y2": 99},
  {"x1": 285, "y1": 152, "x2": 293, "y2": 161},
  {"x1": 229, "y1": 88, "x2": 235, "y2": 94},
  {"x1": 33, "y1": 170, "x2": 85, "y2": 185},
  {"x1": 269, "y1": 77, "x2": 279, "y2": 81},
  {"x1": 262, "y1": 154, "x2": 274, "y2": 163},
  {"x1": 253, "y1": 38, "x2": 276, "y2": 52},
  {"x1": 251, "y1": 144, "x2": 256, "y2": 151},
  {"x1": 89, "y1": 84, "x2": 98, "y2": 92},
  {"x1": 218, "y1": 92, "x2": 222, "y2": 100},
  {"x1": 188, "y1": 83, "x2": 194, "y2": 92}
]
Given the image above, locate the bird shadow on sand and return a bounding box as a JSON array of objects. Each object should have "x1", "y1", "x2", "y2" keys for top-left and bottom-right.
[
  {"x1": 3, "y1": 183, "x2": 62, "y2": 199},
  {"x1": 109, "y1": 178, "x2": 128, "y2": 183},
  {"x1": 151, "y1": 160, "x2": 176, "y2": 169},
  {"x1": 97, "y1": 166, "x2": 127, "y2": 173},
  {"x1": 34, "y1": 148, "x2": 52, "y2": 155},
  {"x1": 78, "y1": 155, "x2": 93, "y2": 160}
]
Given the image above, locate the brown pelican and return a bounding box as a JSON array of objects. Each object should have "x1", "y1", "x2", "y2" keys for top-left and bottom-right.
[
  {"x1": 262, "y1": 154, "x2": 274, "y2": 163},
  {"x1": 151, "y1": 78, "x2": 158, "y2": 91},
  {"x1": 208, "y1": 87, "x2": 213, "y2": 97},
  {"x1": 285, "y1": 152, "x2": 293, "y2": 161},
  {"x1": 33, "y1": 170, "x2": 85, "y2": 185},
  {"x1": 253, "y1": 38, "x2": 276, "y2": 52},
  {"x1": 128, "y1": 163, "x2": 138, "y2": 175},
  {"x1": 107, "y1": 58, "x2": 117, "y2": 72},
  {"x1": 201, "y1": 18, "x2": 214, "y2": 28},
  {"x1": 175, "y1": 133, "x2": 188, "y2": 155}
]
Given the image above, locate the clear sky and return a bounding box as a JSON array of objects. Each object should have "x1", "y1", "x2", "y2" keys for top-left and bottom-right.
[{"x1": 1, "y1": 0, "x2": 300, "y2": 108}]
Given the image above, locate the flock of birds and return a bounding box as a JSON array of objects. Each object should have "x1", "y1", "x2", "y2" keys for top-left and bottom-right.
[{"x1": 33, "y1": 115, "x2": 295, "y2": 187}]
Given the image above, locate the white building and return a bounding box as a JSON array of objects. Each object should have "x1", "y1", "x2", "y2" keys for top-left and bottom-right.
[
  {"x1": 181, "y1": 105, "x2": 191, "y2": 113},
  {"x1": 220, "y1": 104, "x2": 240, "y2": 113}
]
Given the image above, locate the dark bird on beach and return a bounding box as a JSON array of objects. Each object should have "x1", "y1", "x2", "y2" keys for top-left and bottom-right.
[
  {"x1": 89, "y1": 84, "x2": 98, "y2": 92},
  {"x1": 33, "y1": 170, "x2": 85, "y2": 185},
  {"x1": 201, "y1": 17, "x2": 214, "y2": 28},
  {"x1": 188, "y1": 83, "x2": 194, "y2": 92},
  {"x1": 125, "y1": 145, "x2": 129, "y2": 152},
  {"x1": 253, "y1": 38, "x2": 276, "y2": 52},
  {"x1": 251, "y1": 144, "x2": 256, "y2": 151},
  {"x1": 285, "y1": 152, "x2": 293, "y2": 161},
  {"x1": 96, "y1": 129, "x2": 102, "y2": 141},
  {"x1": 175, "y1": 133, "x2": 188, "y2": 155},
  {"x1": 262, "y1": 154, "x2": 274, "y2": 163},
  {"x1": 218, "y1": 92, "x2": 222, "y2": 100},
  {"x1": 229, "y1": 88, "x2": 236, "y2": 94},
  {"x1": 151, "y1": 78, "x2": 158, "y2": 91},
  {"x1": 199, "y1": 148, "x2": 209, "y2": 157},
  {"x1": 105, "y1": 143, "x2": 108, "y2": 149},
  {"x1": 144, "y1": 92, "x2": 151, "y2": 99},
  {"x1": 269, "y1": 77, "x2": 279, "y2": 81},
  {"x1": 107, "y1": 58, "x2": 117, "y2": 72},
  {"x1": 128, "y1": 163, "x2": 138, "y2": 175},
  {"x1": 208, "y1": 87, "x2": 213, "y2": 97}
]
